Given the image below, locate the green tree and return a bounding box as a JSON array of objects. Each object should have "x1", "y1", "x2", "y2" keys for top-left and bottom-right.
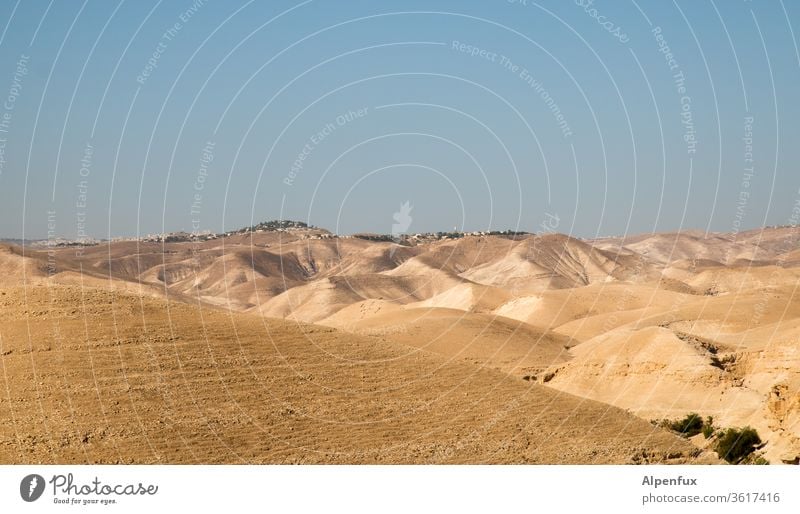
[{"x1": 714, "y1": 427, "x2": 761, "y2": 464}]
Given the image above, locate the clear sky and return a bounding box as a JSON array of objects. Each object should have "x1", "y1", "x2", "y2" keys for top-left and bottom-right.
[{"x1": 0, "y1": 0, "x2": 798, "y2": 239}]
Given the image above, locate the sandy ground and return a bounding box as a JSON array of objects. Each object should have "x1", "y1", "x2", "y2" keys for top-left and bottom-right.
[
  {"x1": 2, "y1": 226, "x2": 798, "y2": 463},
  {"x1": 0, "y1": 285, "x2": 697, "y2": 464}
]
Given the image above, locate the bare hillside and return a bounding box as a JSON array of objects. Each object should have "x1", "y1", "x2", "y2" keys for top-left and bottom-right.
[
  {"x1": 3, "y1": 225, "x2": 798, "y2": 463},
  {"x1": 0, "y1": 285, "x2": 697, "y2": 464}
]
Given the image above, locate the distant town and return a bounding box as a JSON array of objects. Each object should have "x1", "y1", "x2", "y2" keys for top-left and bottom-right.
[{"x1": 4, "y1": 219, "x2": 532, "y2": 248}]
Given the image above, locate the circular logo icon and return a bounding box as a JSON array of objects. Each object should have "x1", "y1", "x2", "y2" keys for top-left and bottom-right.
[{"x1": 20, "y1": 474, "x2": 45, "y2": 502}]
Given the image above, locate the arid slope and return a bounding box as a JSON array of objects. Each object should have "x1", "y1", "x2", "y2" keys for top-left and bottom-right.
[
  {"x1": 3, "y1": 225, "x2": 798, "y2": 463},
  {"x1": 0, "y1": 284, "x2": 698, "y2": 464}
]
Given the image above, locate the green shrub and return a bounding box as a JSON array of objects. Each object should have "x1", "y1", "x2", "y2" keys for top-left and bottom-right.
[
  {"x1": 702, "y1": 416, "x2": 715, "y2": 439},
  {"x1": 714, "y1": 427, "x2": 762, "y2": 464},
  {"x1": 747, "y1": 455, "x2": 769, "y2": 465},
  {"x1": 668, "y1": 413, "x2": 704, "y2": 437}
]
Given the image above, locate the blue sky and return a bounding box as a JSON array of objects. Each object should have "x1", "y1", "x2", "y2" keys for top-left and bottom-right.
[{"x1": 0, "y1": 0, "x2": 798, "y2": 239}]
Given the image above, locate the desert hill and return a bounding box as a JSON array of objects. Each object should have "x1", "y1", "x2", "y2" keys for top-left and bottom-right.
[
  {"x1": 320, "y1": 306, "x2": 574, "y2": 378},
  {"x1": 0, "y1": 284, "x2": 698, "y2": 464},
  {"x1": 540, "y1": 278, "x2": 800, "y2": 463},
  {"x1": 2, "y1": 224, "x2": 798, "y2": 463}
]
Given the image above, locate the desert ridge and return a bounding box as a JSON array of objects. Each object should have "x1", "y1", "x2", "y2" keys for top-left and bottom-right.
[
  {"x1": 1, "y1": 224, "x2": 798, "y2": 463},
  {"x1": 0, "y1": 284, "x2": 699, "y2": 464}
]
